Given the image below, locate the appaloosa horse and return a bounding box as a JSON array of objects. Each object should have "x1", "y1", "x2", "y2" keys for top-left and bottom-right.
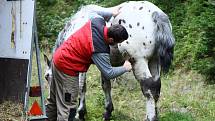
[{"x1": 44, "y1": 1, "x2": 175, "y2": 121}]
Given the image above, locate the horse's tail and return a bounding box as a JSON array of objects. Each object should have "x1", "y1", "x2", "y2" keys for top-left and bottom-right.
[{"x1": 152, "y1": 11, "x2": 175, "y2": 73}]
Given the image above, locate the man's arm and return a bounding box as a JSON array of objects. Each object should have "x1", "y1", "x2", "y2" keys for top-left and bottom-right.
[
  {"x1": 89, "y1": 6, "x2": 120, "y2": 22},
  {"x1": 91, "y1": 53, "x2": 129, "y2": 80}
]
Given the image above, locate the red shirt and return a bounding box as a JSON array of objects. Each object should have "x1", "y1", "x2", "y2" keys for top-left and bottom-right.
[
  {"x1": 53, "y1": 20, "x2": 94, "y2": 76},
  {"x1": 53, "y1": 18, "x2": 109, "y2": 76}
]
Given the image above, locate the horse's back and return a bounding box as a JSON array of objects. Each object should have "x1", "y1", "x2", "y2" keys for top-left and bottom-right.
[{"x1": 111, "y1": 1, "x2": 166, "y2": 60}]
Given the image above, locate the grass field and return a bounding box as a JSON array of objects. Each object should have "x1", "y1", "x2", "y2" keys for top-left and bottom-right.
[
  {"x1": 82, "y1": 66, "x2": 215, "y2": 121},
  {"x1": 0, "y1": 52, "x2": 215, "y2": 121}
]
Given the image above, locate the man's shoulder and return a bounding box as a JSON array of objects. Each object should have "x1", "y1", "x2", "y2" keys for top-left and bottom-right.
[{"x1": 91, "y1": 17, "x2": 105, "y2": 26}]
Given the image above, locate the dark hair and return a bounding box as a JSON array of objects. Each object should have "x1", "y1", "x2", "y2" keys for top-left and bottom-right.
[{"x1": 107, "y1": 24, "x2": 128, "y2": 43}]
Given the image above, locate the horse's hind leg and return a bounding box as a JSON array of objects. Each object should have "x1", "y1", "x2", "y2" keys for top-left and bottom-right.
[
  {"x1": 133, "y1": 59, "x2": 160, "y2": 121},
  {"x1": 76, "y1": 72, "x2": 87, "y2": 121},
  {"x1": 142, "y1": 57, "x2": 161, "y2": 121},
  {"x1": 101, "y1": 74, "x2": 114, "y2": 121},
  {"x1": 148, "y1": 56, "x2": 161, "y2": 103}
]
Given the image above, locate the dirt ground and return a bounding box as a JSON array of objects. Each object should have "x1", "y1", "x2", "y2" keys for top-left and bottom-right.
[{"x1": 0, "y1": 101, "x2": 23, "y2": 121}]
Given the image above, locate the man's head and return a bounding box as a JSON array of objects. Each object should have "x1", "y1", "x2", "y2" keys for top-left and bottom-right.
[{"x1": 107, "y1": 24, "x2": 128, "y2": 45}]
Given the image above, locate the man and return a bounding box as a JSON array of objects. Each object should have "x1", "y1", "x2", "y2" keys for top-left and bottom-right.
[{"x1": 46, "y1": 6, "x2": 132, "y2": 121}]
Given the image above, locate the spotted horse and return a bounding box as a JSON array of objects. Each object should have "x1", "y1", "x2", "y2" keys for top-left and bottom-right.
[{"x1": 44, "y1": 1, "x2": 175, "y2": 121}]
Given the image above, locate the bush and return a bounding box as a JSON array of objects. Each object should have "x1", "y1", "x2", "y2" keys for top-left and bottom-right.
[
  {"x1": 151, "y1": 0, "x2": 215, "y2": 82},
  {"x1": 170, "y1": 0, "x2": 215, "y2": 82}
]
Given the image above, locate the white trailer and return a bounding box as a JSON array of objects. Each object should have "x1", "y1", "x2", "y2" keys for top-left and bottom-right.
[{"x1": 0, "y1": 0, "x2": 47, "y2": 120}]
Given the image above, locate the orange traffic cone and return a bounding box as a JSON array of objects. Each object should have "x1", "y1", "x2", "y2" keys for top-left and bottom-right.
[{"x1": 28, "y1": 100, "x2": 43, "y2": 116}]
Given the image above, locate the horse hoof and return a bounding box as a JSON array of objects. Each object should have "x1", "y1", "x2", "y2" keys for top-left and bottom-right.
[
  {"x1": 103, "y1": 112, "x2": 111, "y2": 121},
  {"x1": 144, "y1": 116, "x2": 158, "y2": 121},
  {"x1": 78, "y1": 109, "x2": 87, "y2": 121}
]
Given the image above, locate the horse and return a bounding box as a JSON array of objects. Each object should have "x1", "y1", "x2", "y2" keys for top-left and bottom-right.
[{"x1": 44, "y1": 1, "x2": 175, "y2": 121}]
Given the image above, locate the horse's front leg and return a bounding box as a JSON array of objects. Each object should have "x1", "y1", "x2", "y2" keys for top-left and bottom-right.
[
  {"x1": 75, "y1": 72, "x2": 87, "y2": 121},
  {"x1": 133, "y1": 59, "x2": 160, "y2": 121},
  {"x1": 101, "y1": 74, "x2": 114, "y2": 121}
]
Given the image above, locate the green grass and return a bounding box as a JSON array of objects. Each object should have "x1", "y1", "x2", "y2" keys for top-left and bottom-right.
[
  {"x1": 160, "y1": 69, "x2": 215, "y2": 121},
  {"x1": 33, "y1": 52, "x2": 214, "y2": 121},
  {"x1": 2, "y1": 52, "x2": 214, "y2": 121},
  {"x1": 160, "y1": 111, "x2": 193, "y2": 121},
  {"x1": 81, "y1": 65, "x2": 215, "y2": 121}
]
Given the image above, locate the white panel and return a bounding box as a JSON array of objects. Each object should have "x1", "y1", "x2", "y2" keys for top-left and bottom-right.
[{"x1": 0, "y1": 0, "x2": 35, "y2": 59}]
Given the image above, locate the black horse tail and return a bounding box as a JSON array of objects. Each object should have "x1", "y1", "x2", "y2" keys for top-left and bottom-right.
[{"x1": 152, "y1": 11, "x2": 175, "y2": 73}]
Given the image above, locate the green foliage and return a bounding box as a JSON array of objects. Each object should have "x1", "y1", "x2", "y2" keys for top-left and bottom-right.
[
  {"x1": 36, "y1": 0, "x2": 130, "y2": 50},
  {"x1": 36, "y1": 0, "x2": 73, "y2": 50},
  {"x1": 150, "y1": 0, "x2": 215, "y2": 82},
  {"x1": 170, "y1": 0, "x2": 215, "y2": 82}
]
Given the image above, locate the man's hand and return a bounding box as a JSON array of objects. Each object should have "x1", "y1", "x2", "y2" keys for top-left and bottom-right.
[
  {"x1": 123, "y1": 60, "x2": 132, "y2": 72},
  {"x1": 112, "y1": 6, "x2": 122, "y2": 17}
]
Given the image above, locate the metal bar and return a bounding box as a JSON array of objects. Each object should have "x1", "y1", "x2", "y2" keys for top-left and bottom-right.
[
  {"x1": 29, "y1": 115, "x2": 49, "y2": 121},
  {"x1": 23, "y1": 29, "x2": 34, "y2": 120},
  {"x1": 33, "y1": 2, "x2": 47, "y2": 118},
  {"x1": 7, "y1": 0, "x2": 24, "y2": 1}
]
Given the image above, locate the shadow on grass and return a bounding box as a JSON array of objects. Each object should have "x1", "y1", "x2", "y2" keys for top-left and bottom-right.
[{"x1": 160, "y1": 111, "x2": 194, "y2": 121}]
